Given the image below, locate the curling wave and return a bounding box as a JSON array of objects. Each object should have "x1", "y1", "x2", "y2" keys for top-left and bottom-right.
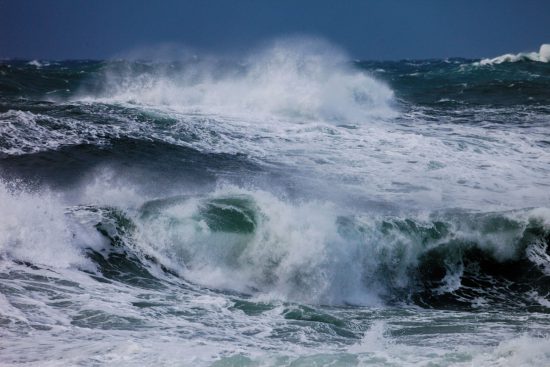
[{"x1": 3, "y1": 181, "x2": 550, "y2": 309}]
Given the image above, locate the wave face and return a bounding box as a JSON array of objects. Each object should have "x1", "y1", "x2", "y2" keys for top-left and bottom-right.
[{"x1": 2, "y1": 40, "x2": 550, "y2": 366}]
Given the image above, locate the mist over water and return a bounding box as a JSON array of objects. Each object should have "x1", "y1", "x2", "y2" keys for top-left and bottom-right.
[
  {"x1": 1, "y1": 39, "x2": 550, "y2": 366},
  {"x1": 85, "y1": 38, "x2": 396, "y2": 123}
]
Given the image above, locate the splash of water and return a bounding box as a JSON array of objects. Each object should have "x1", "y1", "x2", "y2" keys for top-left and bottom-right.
[{"x1": 86, "y1": 38, "x2": 395, "y2": 123}]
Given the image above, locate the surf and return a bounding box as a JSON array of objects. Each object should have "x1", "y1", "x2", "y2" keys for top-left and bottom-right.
[
  {"x1": 2, "y1": 37, "x2": 550, "y2": 367},
  {"x1": 477, "y1": 43, "x2": 550, "y2": 65},
  {"x1": 80, "y1": 38, "x2": 396, "y2": 124}
]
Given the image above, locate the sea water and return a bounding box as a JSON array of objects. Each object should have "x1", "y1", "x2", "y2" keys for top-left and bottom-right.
[{"x1": 1, "y1": 38, "x2": 550, "y2": 366}]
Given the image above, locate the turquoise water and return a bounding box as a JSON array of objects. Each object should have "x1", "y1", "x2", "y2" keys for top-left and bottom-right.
[{"x1": 1, "y1": 40, "x2": 550, "y2": 366}]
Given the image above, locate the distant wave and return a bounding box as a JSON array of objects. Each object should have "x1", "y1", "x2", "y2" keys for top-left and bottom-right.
[{"x1": 477, "y1": 44, "x2": 550, "y2": 65}]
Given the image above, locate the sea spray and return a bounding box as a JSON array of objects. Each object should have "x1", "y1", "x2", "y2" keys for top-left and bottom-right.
[
  {"x1": 84, "y1": 38, "x2": 396, "y2": 123},
  {"x1": 2, "y1": 40, "x2": 550, "y2": 366}
]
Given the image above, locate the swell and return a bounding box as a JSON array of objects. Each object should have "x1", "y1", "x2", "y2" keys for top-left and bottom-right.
[
  {"x1": 360, "y1": 58, "x2": 550, "y2": 108},
  {"x1": 0, "y1": 60, "x2": 102, "y2": 99},
  {"x1": 0, "y1": 138, "x2": 262, "y2": 192}
]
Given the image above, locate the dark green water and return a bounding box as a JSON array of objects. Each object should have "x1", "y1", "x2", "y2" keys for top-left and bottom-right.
[{"x1": 1, "y1": 42, "x2": 550, "y2": 366}]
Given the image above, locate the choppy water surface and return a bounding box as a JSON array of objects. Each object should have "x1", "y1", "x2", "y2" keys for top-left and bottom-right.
[{"x1": 1, "y1": 40, "x2": 550, "y2": 366}]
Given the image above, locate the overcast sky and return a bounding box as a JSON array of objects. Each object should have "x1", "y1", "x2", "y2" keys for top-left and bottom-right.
[{"x1": 1, "y1": 0, "x2": 549, "y2": 60}]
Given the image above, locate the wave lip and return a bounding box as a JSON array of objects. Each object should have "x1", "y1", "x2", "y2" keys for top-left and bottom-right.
[{"x1": 477, "y1": 44, "x2": 550, "y2": 65}]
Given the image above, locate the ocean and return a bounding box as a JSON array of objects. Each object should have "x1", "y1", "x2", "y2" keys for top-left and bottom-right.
[{"x1": 1, "y1": 40, "x2": 550, "y2": 366}]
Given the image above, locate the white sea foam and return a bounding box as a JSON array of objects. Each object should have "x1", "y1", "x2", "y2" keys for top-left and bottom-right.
[
  {"x1": 477, "y1": 44, "x2": 550, "y2": 65},
  {"x1": 87, "y1": 38, "x2": 396, "y2": 123},
  {"x1": 3, "y1": 41, "x2": 549, "y2": 213},
  {"x1": 27, "y1": 60, "x2": 46, "y2": 68},
  {"x1": 469, "y1": 334, "x2": 550, "y2": 367},
  {"x1": 3, "y1": 102, "x2": 549, "y2": 212},
  {"x1": 132, "y1": 186, "x2": 377, "y2": 305},
  {"x1": 112, "y1": 185, "x2": 550, "y2": 305},
  {"x1": 0, "y1": 110, "x2": 112, "y2": 155},
  {"x1": 0, "y1": 182, "x2": 91, "y2": 268}
]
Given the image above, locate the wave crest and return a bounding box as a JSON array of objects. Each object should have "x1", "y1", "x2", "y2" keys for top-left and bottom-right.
[
  {"x1": 477, "y1": 44, "x2": 550, "y2": 65},
  {"x1": 85, "y1": 38, "x2": 395, "y2": 123}
]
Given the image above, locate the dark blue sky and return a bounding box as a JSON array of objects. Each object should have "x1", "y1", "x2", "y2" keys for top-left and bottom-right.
[{"x1": 1, "y1": 0, "x2": 549, "y2": 60}]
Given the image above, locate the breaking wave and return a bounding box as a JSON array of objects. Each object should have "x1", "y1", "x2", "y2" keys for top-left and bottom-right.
[
  {"x1": 477, "y1": 44, "x2": 550, "y2": 65},
  {"x1": 3, "y1": 38, "x2": 550, "y2": 365},
  {"x1": 82, "y1": 38, "x2": 396, "y2": 123},
  {"x1": 2, "y1": 181, "x2": 550, "y2": 309}
]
